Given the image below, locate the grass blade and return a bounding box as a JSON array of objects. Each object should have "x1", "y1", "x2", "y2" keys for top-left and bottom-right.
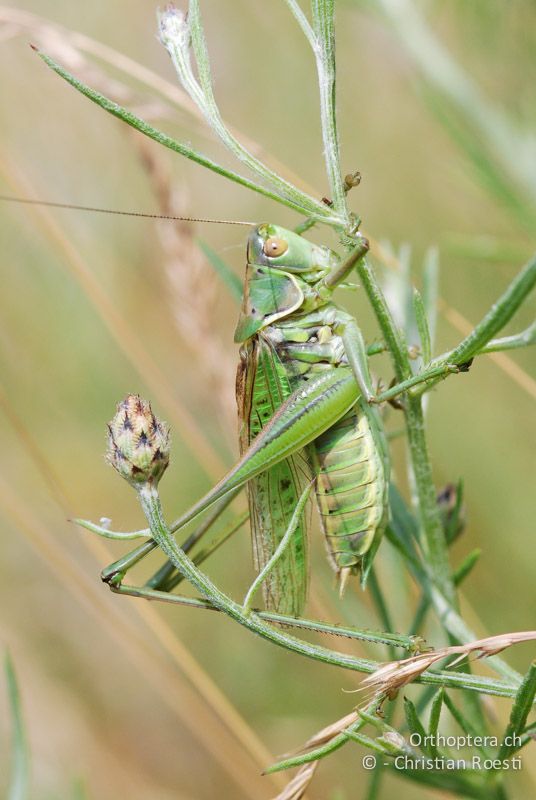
[
  {"x1": 197, "y1": 240, "x2": 243, "y2": 301},
  {"x1": 413, "y1": 288, "x2": 431, "y2": 364},
  {"x1": 427, "y1": 687, "x2": 444, "y2": 756},
  {"x1": 35, "y1": 50, "x2": 327, "y2": 220},
  {"x1": 403, "y1": 696, "x2": 430, "y2": 755},
  {"x1": 498, "y1": 660, "x2": 536, "y2": 760},
  {"x1": 443, "y1": 692, "x2": 489, "y2": 757},
  {"x1": 5, "y1": 654, "x2": 29, "y2": 800},
  {"x1": 421, "y1": 246, "x2": 439, "y2": 357}
]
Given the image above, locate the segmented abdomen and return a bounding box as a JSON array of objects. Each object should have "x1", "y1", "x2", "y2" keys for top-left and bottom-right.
[{"x1": 311, "y1": 404, "x2": 386, "y2": 574}]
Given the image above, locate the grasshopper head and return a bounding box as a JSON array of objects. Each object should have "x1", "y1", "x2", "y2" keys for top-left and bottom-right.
[
  {"x1": 247, "y1": 223, "x2": 338, "y2": 276},
  {"x1": 234, "y1": 224, "x2": 339, "y2": 343}
]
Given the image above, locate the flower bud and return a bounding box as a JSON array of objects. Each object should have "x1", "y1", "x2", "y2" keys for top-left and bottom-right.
[{"x1": 106, "y1": 395, "x2": 170, "y2": 488}]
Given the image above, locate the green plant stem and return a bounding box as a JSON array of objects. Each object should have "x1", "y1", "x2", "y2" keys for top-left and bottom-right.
[
  {"x1": 371, "y1": 319, "x2": 536, "y2": 405},
  {"x1": 498, "y1": 661, "x2": 536, "y2": 760},
  {"x1": 405, "y1": 395, "x2": 456, "y2": 604},
  {"x1": 477, "y1": 322, "x2": 536, "y2": 353},
  {"x1": 266, "y1": 714, "x2": 372, "y2": 773},
  {"x1": 323, "y1": 234, "x2": 370, "y2": 288},
  {"x1": 372, "y1": 364, "x2": 459, "y2": 403},
  {"x1": 161, "y1": 2, "x2": 335, "y2": 221},
  {"x1": 113, "y1": 581, "x2": 417, "y2": 650},
  {"x1": 431, "y1": 253, "x2": 536, "y2": 371},
  {"x1": 311, "y1": 0, "x2": 349, "y2": 221},
  {"x1": 285, "y1": 0, "x2": 317, "y2": 49},
  {"x1": 359, "y1": 246, "x2": 535, "y2": 612},
  {"x1": 408, "y1": 550, "x2": 481, "y2": 635},
  {"x1": 37, "y1": 50, "x2": 339, "y2": 225},
  {"x1": 355, "y1": 254, "x2": 456, "y2": 604},
  {"x1": 138, "y1": 484, "x2": 374, "y2": 671},
  {"x1": 367, "y1": 568, "x2": 397, "y2": 660},
  {"x1": 355, "y1": 258, "x2": 410, "y2": 382},
  {"x1": 413, "y1": 288, "x2": 432, "y2": 364},
  {"x1": 387, "y1": 515, "x2": 521, "y2": 685},
  {"x1": 136, "y1": 485, "x2": 519, "y2": 698}
]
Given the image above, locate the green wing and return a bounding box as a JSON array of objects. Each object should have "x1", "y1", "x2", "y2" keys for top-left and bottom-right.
[{"x1": 236, "y1": 337, "x2": 311, "y2": 616}]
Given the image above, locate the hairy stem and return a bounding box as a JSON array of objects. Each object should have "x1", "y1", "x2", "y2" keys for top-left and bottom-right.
[
  {"x1": 137, "y1": 485, "x2": 518, "y2": 697},
  {"x1": 37, "y1": 50, "x2": 339, "y2": 224},
  {"x1": 311, "y1": 0, "x2": 349, "y2": 221},
  {"x1": 355, "y1": 254, "x2": 456, "y2": 603}
]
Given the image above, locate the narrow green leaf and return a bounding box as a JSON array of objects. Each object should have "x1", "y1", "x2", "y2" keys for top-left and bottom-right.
[
  {"x1": 36, "y1": 50, "x2": 324, "y2": 220},
  {"x1": 310, "y1": 0, "x2": 349, "y2": 219},
  {"x1": 259, "y1": 611, "x2": 416, "y2": 650},
  {"x1": 188, "y1": 0, "x2": 214, "y2": 100},
  {"x1": 5, "y1": 654, "x2": 29, "y2": 800},
  {"x1": 367, "y1": 568, "x2": 394, "y2": 634},
  {"x1": 386, "y1": 485, "x2": 421, "y2": 568},
  {"x1": 363, "y1": 767, "x2": 382, "y2": 800},
  {"x1": 267, "y1": 716, "x2": 366, "y2": 773},
  {"x1": 498, "y1": 660, "x2": 536, "y2": 760},
  {"x1": 421, "y1": 246, "x2": 439, "y2": 357},
  {"x1": 163, "y1": 1, "x2": 336, "y2": 221},
  {"x1": 479, "y1": 322, "x2": 536, "y2": 354},
  {"x1": 518, "y1": 720, "x2": 536, "y2": 751},
  {"x1": 403, "y1": 696, "x2": 431, "y2": 756},
  {"x1": 342, "y1": 729, "x2": 388, "y2": 754},
  {"x1": 388, "y1": 764, "x2": 484, "y2": 798},
  {"x1": 428, "y1": 687, "x2": 444, "y2": 744},
  {"x1": 284, "y1": 0, "x2": 316, "y2": 49},
  {"x1": 443, "y1": 692, "x2": 489, "y2": 757},
  {"x1": 359, "y1": 708, "x2": 398, "y2": 736},
  {"x1": 413, "y1": 288, "x2": 431, "y2": 364},
  {"x1": 453, "y1": 549, "x2": 481, "y2": 586},
  {"x1": 409, "y1": 593, "x2": 429, "y2": 636},
  {"x1": 434, "y1": 252, "x2": 536, "y2": 369},
  {"x1": 197, "y1": 240, "x2": 242, "y2": 301}
]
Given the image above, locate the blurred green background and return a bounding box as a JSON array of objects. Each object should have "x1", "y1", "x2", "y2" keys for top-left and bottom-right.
[{"x1": 0, "y1": 1, "x2": 534, "y2": 798}]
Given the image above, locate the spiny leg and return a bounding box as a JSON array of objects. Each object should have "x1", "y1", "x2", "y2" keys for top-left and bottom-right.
[{"x1": 107, "y1": 575, "x2": 415, "y2": 651}]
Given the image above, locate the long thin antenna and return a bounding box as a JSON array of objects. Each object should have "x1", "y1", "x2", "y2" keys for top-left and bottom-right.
[{"x1": 0, "y1": 194, "x2": 256, "y2": 226}]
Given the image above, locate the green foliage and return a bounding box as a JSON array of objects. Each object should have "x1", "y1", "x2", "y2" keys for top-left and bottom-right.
[{"x1": 5, "y1": 654, "x2": 29, "y2": 800}]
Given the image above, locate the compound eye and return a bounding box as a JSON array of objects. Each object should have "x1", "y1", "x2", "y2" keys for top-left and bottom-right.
[{"x1": 263, "y1": 236, "x2": 288, "y2": 258}]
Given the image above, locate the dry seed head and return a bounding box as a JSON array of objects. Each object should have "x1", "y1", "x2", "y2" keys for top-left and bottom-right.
[
  {"x1": 360, "y1": 630, "x2": 536, "y2": 703},
  {"x1": 106, "y1": 394, "x2": 170, "y2": 488}
]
